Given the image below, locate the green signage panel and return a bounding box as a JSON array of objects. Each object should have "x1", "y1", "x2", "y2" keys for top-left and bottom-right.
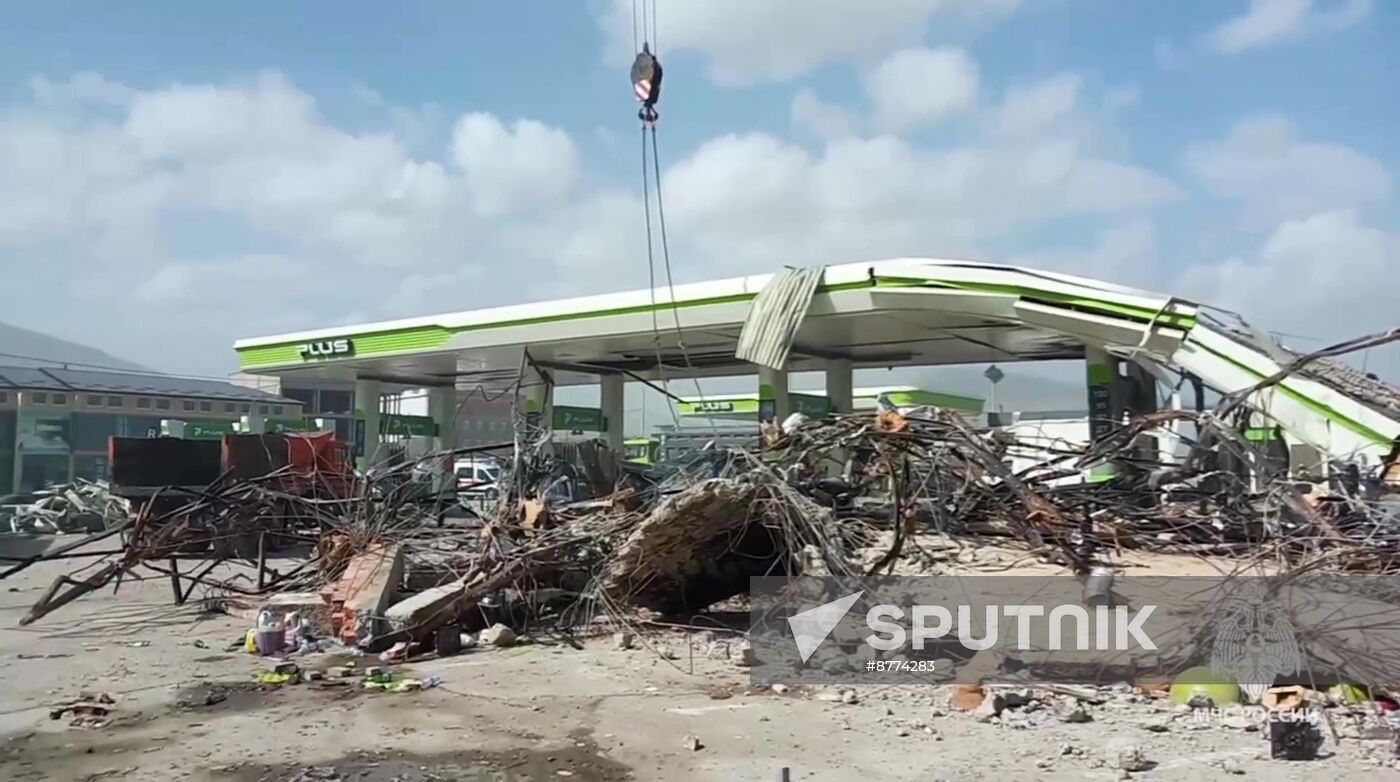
[
  {"x1": 267, "y1": 417, "x2": 318, "y2": 433},
  {"x1": 379, "y1": 414, "x2": 439, "y2": 438},
  {"x1": 790, "y1": 394, "x2": 832, "y2": 419},
  {"x1": 553, "y1": 405, "x2": 605, "y2": 432},
  {"x1": 186, "y1": 421, "x2": 235, "y2": 440}
]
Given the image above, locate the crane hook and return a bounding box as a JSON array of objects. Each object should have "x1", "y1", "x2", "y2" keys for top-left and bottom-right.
[{"x1": 631, "y1": 42, "x2": 663, "y2": 124}]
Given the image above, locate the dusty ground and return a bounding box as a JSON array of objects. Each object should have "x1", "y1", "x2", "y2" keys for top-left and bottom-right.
[{"x1": 3, "y1": 551, "x2": 1400, "y2": 781}]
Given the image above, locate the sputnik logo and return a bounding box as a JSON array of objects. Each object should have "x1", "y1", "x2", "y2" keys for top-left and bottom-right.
[{"x1": 787, "y1": 590, "x2": 863, "y2": 663}]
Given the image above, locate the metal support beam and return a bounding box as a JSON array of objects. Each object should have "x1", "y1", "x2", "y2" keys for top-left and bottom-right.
[
  {"x1": 824, "y1": 359, "x2": 854, "y2": 414},
  {"x1": 759, "y1": 366, "x2": 791, "y2": 422},
  {"x1": 355, "y1": 377, "x2": 383, "y2": 471},
  {"x1": 600, "y1": 374, "x2": 625, "y2": 452},
  {"x1": 429, "y1": 386, "x2": 458, "y2": 452}
]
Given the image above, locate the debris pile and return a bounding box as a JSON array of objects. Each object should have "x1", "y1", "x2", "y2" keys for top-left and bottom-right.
[
  {"x1": 5, "y1": 334, "x2": 1400, "y2": 756},
  {"x1": 6, "y1": 480, "x2": 128, "y2": 534}
]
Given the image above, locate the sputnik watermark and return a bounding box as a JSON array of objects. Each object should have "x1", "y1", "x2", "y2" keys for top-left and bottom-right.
[
  {"x1": 752, "y1": 575, "x2": 1400, "y2": 686},
  {"x1": 865, "y1": 602, "x2": 1157, "y2": 653},
  {"x1": 787, "y1": 590, "x2": 1157, "y2": 664}
]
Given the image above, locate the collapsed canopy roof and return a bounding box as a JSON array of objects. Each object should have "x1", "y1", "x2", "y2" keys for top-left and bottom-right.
[
  {"x1": 233, "y1": 258, "x2": 1400, "y2": 463},
  {"x1": 234, "y1": 259, "x2": 1182, "y2": 387}
]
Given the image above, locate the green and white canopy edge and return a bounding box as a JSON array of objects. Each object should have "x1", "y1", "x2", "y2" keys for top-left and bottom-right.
[{"x1": 233, "y1": 259, "x2": 1400, "y2": 465}]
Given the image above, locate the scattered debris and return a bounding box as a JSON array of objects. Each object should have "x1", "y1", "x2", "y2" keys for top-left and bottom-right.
[
  {"x1": 7, "y1": 479, "x2": 128, "y2": 534},
  {"x1": 1216, "y1": 758, "x2": 1247, "y2": 775},
  {"x1": 3, "y1": 332, "x2": 1398, "y2": 779},
  {"x1": 1053, "y1": 697, "x2": 1093, "y2": 724},
  {"x1": 1270, "y1": 720, "x2": 1324, "y2": 761},
  {"x1": 480, "y1": 623, "x2": 517, "y2": 647},
  {"x1": 49, "y1": 692, "x2": 115, "y2": 729},
  {"x1": 950, "y1": 685, "x2": 985, "y2": 712},
  {"x1": 1137, "y1": 716, "x2": 1170, "y2": 733},
  {"x1": 682, "y1": 734, "x2": 704, "y2": 752},
  {"x1": 1104, "y1": 738, "x2": 1151, "y2": 772},
  {"x1": 1261, "y1": 685, "x2": 1309, "y2": 712}
]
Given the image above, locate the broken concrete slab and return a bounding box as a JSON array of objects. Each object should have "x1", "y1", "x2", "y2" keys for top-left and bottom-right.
[{"x1": 384, "y1": 582, "x2": 466, "y2": 635}]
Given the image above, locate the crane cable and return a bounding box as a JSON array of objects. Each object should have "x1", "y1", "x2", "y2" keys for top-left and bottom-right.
[{"x1": 632, "y1": 0, "x2": 719, "y2": 439}]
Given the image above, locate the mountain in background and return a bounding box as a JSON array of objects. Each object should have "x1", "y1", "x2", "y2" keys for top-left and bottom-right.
[{"x1": 0, "y1": 320, "x2": 147, "y2": 371}]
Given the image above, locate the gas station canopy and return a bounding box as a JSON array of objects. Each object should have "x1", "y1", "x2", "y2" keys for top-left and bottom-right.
[
  {"x1": 234, "y1": 259, "x2": 1179, "y2": 390},
  {"x1": 234, "y1": 258, "x2": 1400, "y2": 463}
]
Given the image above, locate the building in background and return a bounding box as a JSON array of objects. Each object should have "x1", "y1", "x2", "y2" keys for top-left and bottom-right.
[
  {"x1": 231, "y1": 374, "x2": 355, "y2": 443},
  {"x1": 0, "y1": 366, "x2": 301, "y2": 494},
  {"x1": 231, "y1": 375, "x2": 517, "y2": 454}
]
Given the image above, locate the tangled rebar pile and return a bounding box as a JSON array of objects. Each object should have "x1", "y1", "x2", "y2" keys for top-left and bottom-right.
[{"x1": 7, "y1": 342, "x2": 1399, "y2": 643}]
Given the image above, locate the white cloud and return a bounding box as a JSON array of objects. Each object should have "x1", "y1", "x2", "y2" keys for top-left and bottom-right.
[
  {"x1": 0, "y1": 72, "x2": 584, "y2": 373},
  {"x1": 1154, "y1": 38, "x2": 1184, "y2": 70},
  {"x1": 1326, "y1": 0, "x2": 1377, "y2": 27},
  {"x1": 1104, "y1": 86, "x2": 1141, "y2": 111},
  {"x1": 500, "y1": 189, "x2": 646, "y2": 298},
  {"x1": 1178, "y1": 211, "x2": 1397, "y2": 368},
  {"x1": 1204, "y1": 0, "x2": 1372, "y2": 54},
  {"x1": 661, "y1": 130, "x2": 1177, "y2": 274},
  {"x1": 993, "y1": 73, "x2": 1082, "y2": 138},
  {"x1": 28, "y1": 72, "x2": 133, "y2": 109},
  {"x1": 1208, "y1": 0, "x2": 1311, "y2": 52},
  {"x1": 790, "y1": 88, "x2": 855, "y2": 140},
  {"x1": 595, "y1": 0, "x2": 1021, "y2": 85},
  {"x1": 1018, "y1": 219, "x2": 1158, "y2": 287},
  {"x1": 867, "y1": 48, "x2": 979, "y2": 133},
  {"x1": 351, "y1": 82, "x2": 385, "y2": 107},
  {"x1": 450, "y1": 113, "x2": 580, "y2": 218},
  {"x1": 0, "y1": 68, "x2": 1178, "y2": 379},
  {"x1": 1184, "y1": 115, "x2": 1391, "y2": 220}
]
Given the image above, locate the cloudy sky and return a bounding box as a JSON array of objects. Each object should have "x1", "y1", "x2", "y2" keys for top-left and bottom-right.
[{"x1": 1, "y1": 0, "x2": 1396, "y2": 380}]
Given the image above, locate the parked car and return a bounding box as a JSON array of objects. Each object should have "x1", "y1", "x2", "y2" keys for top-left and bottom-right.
[{"x1": 455, "y1": 458, "x2": 501, "y2": 500}]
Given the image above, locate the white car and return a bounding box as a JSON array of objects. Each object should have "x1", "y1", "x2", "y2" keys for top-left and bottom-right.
[{"x1": 455, "y1": 459, "x2": 502, "y2": 500}]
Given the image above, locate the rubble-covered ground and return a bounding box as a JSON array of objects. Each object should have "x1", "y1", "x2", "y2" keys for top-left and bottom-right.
[{"x1": 5, "y1": 548, "x2": 1397, "y2": 782}]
